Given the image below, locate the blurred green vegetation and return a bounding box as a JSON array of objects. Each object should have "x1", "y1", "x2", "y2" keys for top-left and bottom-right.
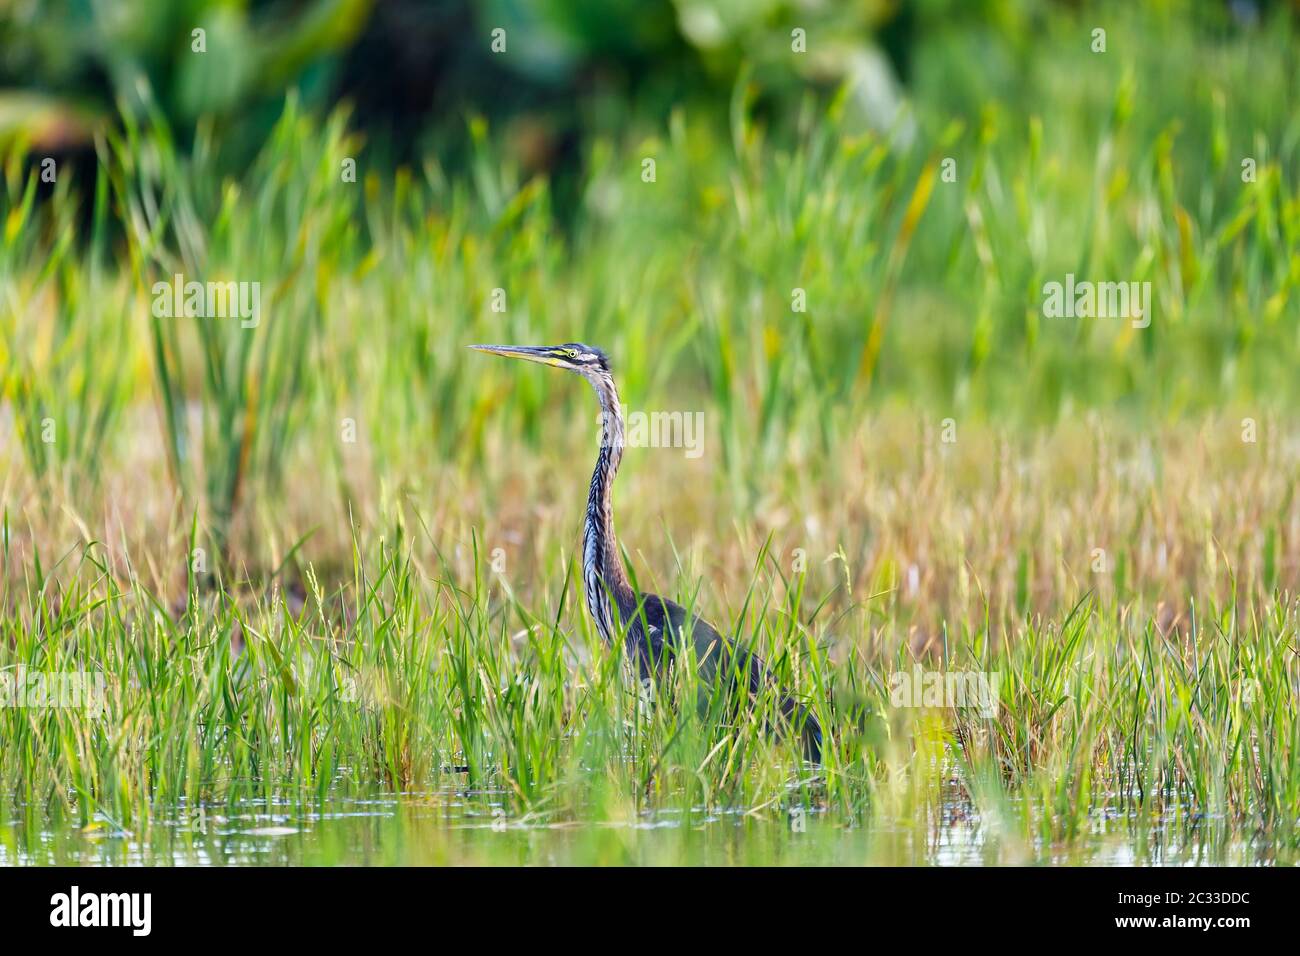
[
  {"x1": 0, "y1": 0, "x2": 370, "y2": 156},
  {"x1": 2, "y1": 2, "x2": 1299, "y2": 554},
  {"x1": 0, "y1": 0, "x2": 899, "y2": 168}
]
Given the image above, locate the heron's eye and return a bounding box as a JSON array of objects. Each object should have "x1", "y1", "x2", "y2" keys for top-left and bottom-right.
[{"x1": 565, "y1": 349, "x2": 579, "y2": 359}]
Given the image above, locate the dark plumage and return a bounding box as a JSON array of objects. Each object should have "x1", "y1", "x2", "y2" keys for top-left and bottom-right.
[
  {"x1": 469, "y1": 341, "x2": 822, "y2": 762},
  {"x1": 620, "y1": 592, "x2": 823, "y2": 762}
]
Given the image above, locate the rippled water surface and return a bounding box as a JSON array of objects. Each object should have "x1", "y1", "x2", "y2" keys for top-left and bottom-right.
[{"x1": 1, "y1": 791, "x2": 1283, "y2": 866}]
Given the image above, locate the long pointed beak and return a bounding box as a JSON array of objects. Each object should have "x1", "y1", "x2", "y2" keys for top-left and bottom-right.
[{"x1": 467, "y1": 344, "x2": 563, "y2": 367}]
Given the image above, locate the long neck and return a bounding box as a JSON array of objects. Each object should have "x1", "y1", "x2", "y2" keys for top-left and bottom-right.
[{"x1": 583, "y1": 371, "x2": 633, "y2": 643}]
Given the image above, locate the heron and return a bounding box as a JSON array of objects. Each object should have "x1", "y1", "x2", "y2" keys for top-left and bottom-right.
[{"x1": 470, "y1": 342, "x2": 822, "y2": 762}]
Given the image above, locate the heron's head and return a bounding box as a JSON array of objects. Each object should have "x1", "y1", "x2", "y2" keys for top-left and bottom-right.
[{"x1": 468, "y1": 342, "x2": 610, "y2": 377}]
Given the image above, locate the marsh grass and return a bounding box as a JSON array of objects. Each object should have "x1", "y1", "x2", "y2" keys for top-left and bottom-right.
[{"x1": 0, "y1": 525, "x2": 1295, "y2": 864}]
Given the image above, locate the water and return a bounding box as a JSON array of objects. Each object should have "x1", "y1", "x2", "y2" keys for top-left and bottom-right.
[{"x1": 0, "y1": 791, "x2": 1282, "y2": 866}]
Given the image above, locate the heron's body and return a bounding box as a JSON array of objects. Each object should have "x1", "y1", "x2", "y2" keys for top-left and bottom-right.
[{"x1": 472, "y1": 342, "x2": 821, "y2": 761}]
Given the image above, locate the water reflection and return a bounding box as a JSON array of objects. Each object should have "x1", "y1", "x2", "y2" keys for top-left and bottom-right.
[{"x1": 0, "y1": 790, "x2": 1280, "y2": 866}]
